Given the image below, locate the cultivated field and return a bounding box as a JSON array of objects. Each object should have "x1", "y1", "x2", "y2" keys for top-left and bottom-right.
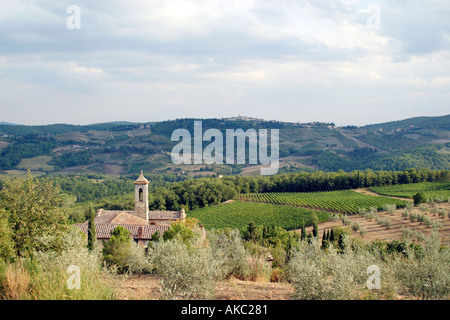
[
  {"x1": 301, "y1": 202, "x2": 450, "y2": 244},
  {"x1": 370, "y1": 182, "x2": 450, "y2": 200},
  {"x1": 188, "y1": 201, "x2": 329, "y2": 231},
  {"x1": 17, "y1": 155, "x2": 55, "y2": 172},
  {"x1": 237, "y1": 190, "x2": 408, "y2": 214}
]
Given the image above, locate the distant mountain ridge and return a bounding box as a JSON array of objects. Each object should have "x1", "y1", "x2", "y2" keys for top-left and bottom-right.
[{"x1": 0, "y1": 114, "x2": 448, "y2": 176}]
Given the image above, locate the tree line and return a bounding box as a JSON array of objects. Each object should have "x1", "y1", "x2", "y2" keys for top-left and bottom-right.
[
  {"x1": 2, "y1": 168, "x2": 446, "y2": 214},
  {"x1": 147, "y1": 168, "x2": 449, "y2": 211}
]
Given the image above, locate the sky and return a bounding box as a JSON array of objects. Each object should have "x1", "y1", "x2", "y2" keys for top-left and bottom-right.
[{"x1": 0, "y1": 0, "x2": 449, "y2": 126}]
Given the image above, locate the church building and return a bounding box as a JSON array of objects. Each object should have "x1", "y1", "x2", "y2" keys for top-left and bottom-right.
[{"x1": 75, "y1": 171, "x2": 186, "y2": 248}]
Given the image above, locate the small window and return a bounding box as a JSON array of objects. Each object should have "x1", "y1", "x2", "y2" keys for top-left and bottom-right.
[{"x1": 139, "y1": 188, "x2": 143, "y2": 202}]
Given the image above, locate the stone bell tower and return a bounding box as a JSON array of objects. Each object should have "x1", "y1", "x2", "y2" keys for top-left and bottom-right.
[{"x1": 134, "y1": 170, "x2": 149, "y2": 222}]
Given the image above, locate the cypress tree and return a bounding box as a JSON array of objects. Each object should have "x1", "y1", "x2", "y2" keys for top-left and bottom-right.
[
  {"x1": 338, "y1": 234, "x2": 344, "y2": 251},
  {"x1": 330, "y1": 228, "x2": 335, "y2": 242},
  {"x1": 87, "y1": 205, "x2": 96, "y2": 251},
  {"x1": 286, "y1": 233, "x2": 293, "y2": 262},
  {"x1": 312, "y1": 221, "x2": 318, "y2": 238},
  {"x1": 301, "y1": 222, "x2": 306, "y2": 241},
  {"x1": 311, "y1": 212, "x2": 319, "y2": 237},
  {"x1": 321, "y1": 230, "x2": 327, "y2": 249}
]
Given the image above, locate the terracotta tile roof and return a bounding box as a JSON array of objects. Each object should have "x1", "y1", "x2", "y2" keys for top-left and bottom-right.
[
  {"x1": 88, "y1": 210, "x2": 147, "y2": 225},
  {"x1": 92, "y1": 209, "x2": 184, "y2": 223},
  {"x1": 75, "y1": 223, "x2": 169, "y2": 240},
  {"x1": 111, "y1": 212, "x2": 148, "y2": 225},
  {"x1": 148, "y1": 211, "x2": 183, "y2": 220}
]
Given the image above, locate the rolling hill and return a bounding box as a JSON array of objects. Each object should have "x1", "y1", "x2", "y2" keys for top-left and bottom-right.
[{"x1": 0, "y1": 114, "x2": 448, "y2": 177}]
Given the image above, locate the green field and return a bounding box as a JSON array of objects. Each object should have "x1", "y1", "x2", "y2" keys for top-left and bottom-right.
[
  {"x1": 237, "y1": 190, "x2": 408, "y2": 214},
  {"x1": 187, "y1": 201, "x2": 329, "y2": 231},
  {"x1": 370, "y1": 182, "x2": 450, "y2": 200},
  {"x1": 17, "y1": 155, "x2": 55, "y2": 171}
]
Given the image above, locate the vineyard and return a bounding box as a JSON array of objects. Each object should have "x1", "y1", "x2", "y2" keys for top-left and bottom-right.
[
  {"x1": 236, "y1": 190, "x2": 408, "y2": 214},
  {"x1": 188, "y1": 201, "x2": 329, "y2": 231},
  {"x1": 370, "y1": 182, "x2": 450, "y2": 200}
]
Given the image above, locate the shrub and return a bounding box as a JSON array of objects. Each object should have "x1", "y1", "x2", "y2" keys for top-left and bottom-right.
[
  {"x1": 351, "y1": 222, "x2": 361, "y2": 232},
  {"x1": 207, "y1": 228, "x2": 250, "y2": 279},
  {"x1": 162, "y1": 222, "x2": 198, "y2": 245},
  {"x1": 365, "y1": 211, "x2": 376, "y2": 221},
  {"x1": 243, "y1": 241, "x2": 273, "y2": 281},
  {"x1": 270, "y1": 267, "x2": 286, "y2": 282},
  {"x1": 401, "y1": 227, "x2": 413, "y2": 240},
  {"x1": 418, "y1": 204, "x2": 429, "y2": 214},
  {"x1": 383, "y1": 204, "x2": 396, "y2": 215},
  {"x1": 413, "y1": 192, "x2": 427, "y2": 206},
  {"x1": 288, "y1": 237, "x2": 373, "y2": 300},
  {"x1": 360, "y1": 227, "x2": 367, "y2": 238},
  {"x1": 405, "y1": 202, "x2": 414, "y2": 212},
  {"x1": 437, "y1": 208, "x2": 447, "y2": 219},
  {"x1": 341, "y1": 215, "x2": 351, "y2": 226},
  {"x1": 268, "y1": 243, "x2": 287, "y2": 268},
  {"x1": 430, "y1": 207, "x2": 438, "y2": 216},
  {"x1": 402, "y1": 210, "x2": 409, "y2": 220},
  {"x1": 393, "y1": 231, "x2": 449, "y2": 299},
  {"x1": 417, "y1": 213, "x2": 425, "y2": 223},
  {"x1": 422, "y1": 216, "x2": 433, "y2": 227},
  {"x1": 383, "y1": 218, "x2": 392, "y2": 229},
  {"x1": 127, "y1": 242, "x2": 152, "y2": 274},
  {"x1": 0, "y1": 173, "x2": 69, "y2": 258},
  {"x1": 149, "y1": 237, "x2": 222, "y2": 300},
  {"x1": 376, "y1": 217, "x2": 391, "y2": 228},
  {"x1": 0, "y1": 209, "x2": 15, "y2": 262},
  {"x1": 432, "y1": 220, "x2": 442, "y2": 230},
  {"x1": 1, "y1": 227, "x2": 115, "y2": 300},
  {"x1": 329, "y1": 213, "x2": 340, "y2": 222}
]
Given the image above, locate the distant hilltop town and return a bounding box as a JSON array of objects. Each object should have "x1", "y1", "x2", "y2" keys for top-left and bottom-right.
[
  {"x1": 221, "y1": 115, "x2": 336, "y2": 128},
  {"x1": 221, "y1": 115, "x2": 267, "y2": 122}
]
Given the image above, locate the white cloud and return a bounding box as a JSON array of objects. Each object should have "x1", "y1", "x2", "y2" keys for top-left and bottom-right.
[{"x1": 0, "y1": 0, "x2": 449, "y2": 125}]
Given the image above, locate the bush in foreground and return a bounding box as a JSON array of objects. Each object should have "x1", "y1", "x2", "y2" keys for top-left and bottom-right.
[
  {"x1": 0, "y1": 227, "x2": 115, "y2": 300},
  {"x1": 148, "y1": 236, "x2": 222, "y2": 300}
]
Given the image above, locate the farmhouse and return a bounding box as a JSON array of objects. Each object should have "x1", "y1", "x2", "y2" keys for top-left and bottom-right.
[{"x1": 75, "y1": 171, "x2": 186, "y2": 248}]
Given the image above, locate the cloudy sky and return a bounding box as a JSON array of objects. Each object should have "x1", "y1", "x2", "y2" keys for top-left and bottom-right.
[{"x1": 1, "y1": 0, "x2": 449, "y2": 126}]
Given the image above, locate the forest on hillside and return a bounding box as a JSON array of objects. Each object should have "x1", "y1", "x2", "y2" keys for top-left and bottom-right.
[{"x1": 0, "y1": 115, "x2": 448, "y2": 175}]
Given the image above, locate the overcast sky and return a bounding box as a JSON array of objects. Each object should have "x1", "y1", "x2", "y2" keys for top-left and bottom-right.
[{"x1": 0, "y1": 0, "x2": 449, "y2": 126}]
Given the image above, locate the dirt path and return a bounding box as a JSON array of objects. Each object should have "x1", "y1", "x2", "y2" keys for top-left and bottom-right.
[
  {"x1": 354, "y1": 188, "x2": 414, "y2": 202},
  {"x1": 220, "y1": 199, "x2": 236, "y2": 205},
  {"x1": 112, "y1": 274, "x2": 294, "y2": 300}
]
